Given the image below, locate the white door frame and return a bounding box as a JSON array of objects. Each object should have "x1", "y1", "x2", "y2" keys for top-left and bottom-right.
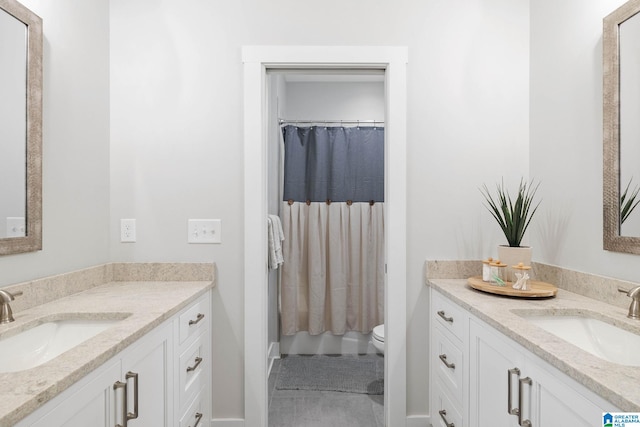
[{"x1": 243, "y1": 45, "x2": 407, "y2": 427}]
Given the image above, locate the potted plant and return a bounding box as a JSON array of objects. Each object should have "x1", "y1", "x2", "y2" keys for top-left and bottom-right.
[
  {"x1": 480, "y1": 178, "x2": 541, "y2": 281},
  {"x1": 621, "y1": 177, "x2": 640, "y2": 225}
]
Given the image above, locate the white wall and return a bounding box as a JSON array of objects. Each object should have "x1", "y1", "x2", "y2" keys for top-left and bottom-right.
[
  {"x1": 0, "y1": 0, "x2": 110, "y2": 286},
  {"x1": 530, "y1": 0, "x2": 640, "y2": 284},
  {"x1": 110, "y1": 0, "x2": 530, "y2": 419},
  {"x1": 283, "y1": 81, "x2": 385, "y2": 122}
]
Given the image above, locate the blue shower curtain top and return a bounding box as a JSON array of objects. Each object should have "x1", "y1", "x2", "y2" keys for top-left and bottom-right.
[{"x1": 282, "y1": 125, "x2": 384, "y2": 203}]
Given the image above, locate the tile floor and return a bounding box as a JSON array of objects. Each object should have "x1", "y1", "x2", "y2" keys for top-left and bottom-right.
[{"x1": 268, "y1": 358, "x2": 384, "y2": 427}]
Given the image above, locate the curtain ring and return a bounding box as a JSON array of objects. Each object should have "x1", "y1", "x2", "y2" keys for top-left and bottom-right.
[
  {"x1": 346, "y1": 200, "x2": 353, "y2": 206},
  {"x1": 306, "y1": 199, "x2": 311, "y2": 206},
  {"x1": 287, "y1": 199, "x2": 294, "y2": 206},
  {"x1": 369, "y1": 200, "x2": 375, "y2": 206},
  {"x1": 326, "y1": 199, "x2": 332, "y2": 205}
]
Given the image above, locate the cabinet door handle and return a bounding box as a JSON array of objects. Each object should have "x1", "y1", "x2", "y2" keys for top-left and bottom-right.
[
  {"x1": 518, "y1": 376, "x2": 533, "y2": 427},
  {"x1": 187, "y1": 356, "x2": 203, "y2": 372},
  {"x1": 113, "y1": 380, "x2": 128, "y2": 427},
  {"x1": 189, "y1": 313, "x2": 205, "y2": 326},
  {"x1": 438, "y1": 409, "x2": 455, "y2": 427},
  {"x1": 126, "y1": 371, "x2": 139, "y2": 421},
  {"x1": 437, "y1": 310, "x2": 454, "y2": 323},
  {"x1": 507, "y1": 367, "x2": 521, "y2": 416},
  {"x1": 191, "y1": 412, "x2": 203, "y2": 427},
  {"x1": 438, "y1": 353, "x2": 456, "y2": 369}
]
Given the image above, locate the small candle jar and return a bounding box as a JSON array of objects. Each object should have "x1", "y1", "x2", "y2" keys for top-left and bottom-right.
[{"x1": 482, "y1": 257, "x2": 494, "y2": 282}]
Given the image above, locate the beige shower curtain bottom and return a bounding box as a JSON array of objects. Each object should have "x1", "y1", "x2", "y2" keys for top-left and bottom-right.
[{"x1": 280, "y1": 201, "x2": 384, "y2": 336}]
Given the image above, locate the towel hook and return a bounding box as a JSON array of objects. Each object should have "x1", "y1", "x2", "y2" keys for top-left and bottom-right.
[{"x1": 287, "y1": 199, "x2": 294, "y2": 206}]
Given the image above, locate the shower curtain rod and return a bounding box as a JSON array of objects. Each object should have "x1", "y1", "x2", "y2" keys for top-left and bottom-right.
[{"x1": 279, "y1": 119, "x2": 384, "y2": 125}]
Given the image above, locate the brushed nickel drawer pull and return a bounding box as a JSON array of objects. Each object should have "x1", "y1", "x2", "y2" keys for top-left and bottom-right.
[
  {"x1": 126, "y1": 371, "x2": 139, "y2": 421},
  {"x1": 508, "y1": 367, "x2": 521, "y2": 416},
  {"x1": 113, "y1": 380, "x2": 128, "y2": 427},
  {"x1": 191, "y1": 412, "x2": 203, "y2": 427},
  {"x1": 189, "y1": 313, "x2": 205, "y2": 326},
  {"x1": 187, "y1": 356, "x2": 203, "y2": 372},
  {"x1": 438, "y1": 353, "x2": 456, "y2": 369},
  {"x1": 437, "y1": 310, "x2": 454, "y2": 323},
  {"x1": 518, "y1": 376, "x2": 533, "y2": 427},
  {"x1": 438, "y1": 409, "x2": 455, "y2": 427}
]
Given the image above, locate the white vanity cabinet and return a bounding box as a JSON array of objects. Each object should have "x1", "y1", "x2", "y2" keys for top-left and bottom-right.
[
  {"x1": 28, "y1": 360, "x2": 122, "y2": 427},
  {"x1": 430, "y1": 290, "x2": 469, "y2": 427},
  {"x1": 176, "y1": 291, "x2": 211, "y2": 427},
  {"x1": 25, "y1": 320, "x2": 174, "y2": 427},
  {"x1": 16, "y1": 290, "x2": 212, "y2": 427},
  {"x1": 430, "y1": 288, "x2": 618, "y2": 427},
  {"x1": 118, "y1": 321, "x2": 174, "y2": 427},
  {"x1": 469, "y1": 318, "x2": 616, "y2": 427}
]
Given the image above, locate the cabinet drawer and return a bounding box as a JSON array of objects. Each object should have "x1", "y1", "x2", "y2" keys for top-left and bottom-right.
[
  {"x1": 433, "y1": 378, "x2": 463, "y2": 427},
  {"x1": 433, "y1": 324, "x2": 464, "y2": 404},
  {"x1": 179, "y1": 333, "x2": 207, "y2": 411},
  {"x1": 179, "y1": 390, "x2": 205, "y2": 427},
  {"x1": 179, "y1": 293, "x2": 210, "y2": 346},
  {"x1": 432, "y1": 290, "x2": 467, "y2": 341}
]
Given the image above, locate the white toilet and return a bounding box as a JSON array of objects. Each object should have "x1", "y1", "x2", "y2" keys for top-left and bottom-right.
[{"x1": 372, "y1": 324, "x2": 385, "y2": 354}]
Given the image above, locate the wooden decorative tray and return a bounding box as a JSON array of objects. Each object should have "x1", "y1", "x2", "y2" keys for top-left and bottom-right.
[{"x1": 467, "y1": 276, "x2": 557, "y2": 298}]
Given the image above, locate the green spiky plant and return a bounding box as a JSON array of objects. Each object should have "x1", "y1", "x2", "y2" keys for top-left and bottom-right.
[
  {"x1": 480, "y1": 179, "x2": 541, "y2": 247},
  {"x1": 621, "y1": 177, "x2": 640, "y2": 224}
]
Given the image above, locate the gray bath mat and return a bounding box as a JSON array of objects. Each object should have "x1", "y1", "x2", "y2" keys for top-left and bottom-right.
[{"x1": 275, "y1": 354, "x2": 384, "y2": 395}]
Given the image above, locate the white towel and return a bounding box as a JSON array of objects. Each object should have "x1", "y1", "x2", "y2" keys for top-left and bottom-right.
[{"x1": 268, "y1": 215, "x2": 285, "y2": 270}]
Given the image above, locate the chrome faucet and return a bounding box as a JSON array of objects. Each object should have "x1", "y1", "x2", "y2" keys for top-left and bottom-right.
[
  {"x1": 0, "y1": 289, "x2": 23, "y2": 324},
  {"x1": 619, "y1": 286, "x2": 640, "y2": 319}
]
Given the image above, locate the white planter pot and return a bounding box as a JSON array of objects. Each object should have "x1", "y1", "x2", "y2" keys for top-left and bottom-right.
[{"x1": 497, "y1": 245, "x2": 532, "y2": 283}]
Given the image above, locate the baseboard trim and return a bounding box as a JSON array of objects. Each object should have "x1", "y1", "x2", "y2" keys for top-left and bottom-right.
[
  {"x1": 211, "y1": 418, "x2": 245, "y2": 427},
  {"x1": 268, "y1": 341, "x2": 280, "y2": 376},
  {"x1": 210, "y1": 415, "x2": 429, "y2": 426},
  {"x1": 209, "y1": 413, "x2": 429, "y2": 425},
  {"x1": 268, "y1": 341, "x2": 280, "y2": 360},
  {"x1": 406, "y1": 414, "x2": 431, "y2": 427}
]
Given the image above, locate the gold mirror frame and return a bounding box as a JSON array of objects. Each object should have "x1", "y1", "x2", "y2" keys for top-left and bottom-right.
[{"x1": 0, "y1": 0, "x2": 42, "y2": 256}]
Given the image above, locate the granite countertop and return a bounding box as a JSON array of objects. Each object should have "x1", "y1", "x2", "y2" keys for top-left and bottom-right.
[
  {"x1": 428, "y1": 278, "x2": 640, "y2": 411},
  {"x1": 0, "y1": 278, "x2": 213, "y2": 426}
]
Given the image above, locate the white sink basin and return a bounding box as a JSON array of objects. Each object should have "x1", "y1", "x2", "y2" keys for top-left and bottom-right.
[
  {"x1": 0, "y1": 319, "x2": 120, "y2": 373},
  {"x1": 521, "y1": 314, "x2": 640, "y2": 366}
]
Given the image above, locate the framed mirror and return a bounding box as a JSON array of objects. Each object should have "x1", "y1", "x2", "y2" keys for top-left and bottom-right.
[{"x1": 0, "y1": 0, "x2": 42, "y2": 255}]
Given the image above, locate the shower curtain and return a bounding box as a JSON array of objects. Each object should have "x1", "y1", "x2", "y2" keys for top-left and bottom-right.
[{"x1": 279, "y1": 125, "x2": 385, "y2": 336}]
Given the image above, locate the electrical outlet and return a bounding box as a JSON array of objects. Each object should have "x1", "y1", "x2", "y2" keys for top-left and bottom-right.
[
  {"x1": 6, "y1": 217, "x2": 25, "y2": 237},
  {"x1": 188, "y1": 219, "x2": 221, "y2": 244},
  {"x1": 120, "y1": 219, "x2": 136, "y2": 242}
]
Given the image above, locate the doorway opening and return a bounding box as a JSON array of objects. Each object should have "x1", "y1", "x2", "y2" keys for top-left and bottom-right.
[{"x1": 243, "y1": 46, "x2": 407, "y2": 427}]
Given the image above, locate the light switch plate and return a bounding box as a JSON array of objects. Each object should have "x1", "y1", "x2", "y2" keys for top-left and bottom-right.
[{"x1": 188, "y1": 219, "x2": 221, "y2": 244}]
